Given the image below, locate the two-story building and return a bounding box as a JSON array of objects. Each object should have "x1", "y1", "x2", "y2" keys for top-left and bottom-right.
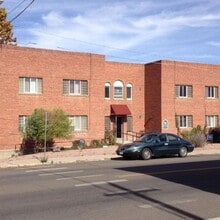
[{"x1": 0, "y1": 45, "x2": 219, "y2": 150}]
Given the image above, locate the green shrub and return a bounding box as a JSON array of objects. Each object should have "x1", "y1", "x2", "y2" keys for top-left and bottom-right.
[
  {"x1": 180, "y1": 125, "x2": 207, "y2": 148},
  {"x1": 104, "y1": 129, "x2": 116, "y2": 145}
]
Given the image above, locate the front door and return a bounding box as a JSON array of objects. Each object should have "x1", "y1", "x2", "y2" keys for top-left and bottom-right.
[{"x1": 116, "y1": 116, "x2": 123, "y2": 138}]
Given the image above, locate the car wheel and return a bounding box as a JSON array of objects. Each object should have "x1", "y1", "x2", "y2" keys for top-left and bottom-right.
[
  {"x1": 141, "y1": 148, "x2": 152, "y2": 160},
  {"x1": 179, "y1": 146, "x2": 188, "y2": 157}
]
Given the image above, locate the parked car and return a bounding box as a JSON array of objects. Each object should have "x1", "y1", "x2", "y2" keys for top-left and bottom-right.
[{"x1": 116, "y1": 133, "x2": 194, "y2": 160}]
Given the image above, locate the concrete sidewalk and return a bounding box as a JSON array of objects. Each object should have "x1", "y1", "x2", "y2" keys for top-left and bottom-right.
[{"x1": 0, "y1": 144, "x2": 220, "y2": 168}]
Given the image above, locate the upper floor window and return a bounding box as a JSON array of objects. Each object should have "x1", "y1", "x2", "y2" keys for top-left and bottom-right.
[
  {"x1": 205, "y1": 86, "x2": 218, "y2": 99},
  {"x1": 63, "y1": 80, "x2": 88, "y2": 96},
  {"x1": 206, "y1": 115, "x2": 219, "y2": 128},
  {"x1": 175, "y1": 85, "x2": 192, "y2": 98},
  {"x1": 19, "y1": 115, "x2": 29, "y2": 132},
  {"x1": 176, "y1": 115, "x2": 193, "y2": 128},
  {"x1": 114, "y1": 80, "x2": 123, "y2": 99},
  {"x1": 69, "y1": 115, "x2": 88, "y2": 132},
  {"x1": 105, "y1": 83, "x2": 110, "y2": 99},
  {"x1": 19, "y1": 77, "x2": 42, "y2": 94},
  {"x1": 126, "y1": 84, "x2": 132, "y2": 100}
]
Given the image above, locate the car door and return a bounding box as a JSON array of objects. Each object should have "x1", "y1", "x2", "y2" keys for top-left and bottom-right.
[
  {"x1": 166, "y1": 134, "x2": 181, "y2": 154},
  {"x1": 153, "y1": 134, "x2": 169, "y2": 156}
]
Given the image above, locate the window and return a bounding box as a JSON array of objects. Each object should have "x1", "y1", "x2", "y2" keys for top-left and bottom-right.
[
  {"x1": 105, "y1": 116, "x2": 110, "y2": 130},
  {"x1": 19, "y1": 77, "x2": 42, "y2": 94},
  {"x1": 105, "y1": 83, "x2": 110, "y2": 99},
  {"x1": 63, "y1": 80, "x2": 88, "y2": 96},
  {"x1": 19, "y1": 115, "x2": 28, "y2": 132},
  {"x1": 113, "y1": 81, "x2": 123, "y2": 99},
  {"x1": 175, "y1": 85, "x2": 192, "y2": 98},
  {"x1": 127, "y1": 116, "x2": 133, "y2": 132},
  {"x1": 69, "y1": 116, "x2": 88, "y2": 131},
  {"x1": 167, "y1": 134, "x2": 179, "y2": 142},
  {"x1": 176, "y1": 115, "x2": 193, "y2": 128},
  {"x1": 159, "y1": 134, "x2": 167, "y2": 142},
  {"x1": 126, "y1": 84, "x2": 132, "y2": 100},
  {"x1": 205, "y1": 86, "x2": 218, "y2": 99},
  {"x1": 206, "y1": 115, "x2": 219, "y2": 128}
]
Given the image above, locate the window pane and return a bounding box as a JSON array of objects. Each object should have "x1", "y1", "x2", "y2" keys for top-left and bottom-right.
[
  {"x1": 69, "y1": 81, "x2": 74, "y2": 93},
  {"x1": 105, "y1": 86, "x2": 110, "y2": 98},
  {"x1": 25, "y1": 78, "x2": 30, "y2": 92},
  {"x1": 114, "y1": 81, "x2": 123, "y2": 99},
  {"x1": 74, "y1": 81, "x2": 80, "y2": 94},
  {"x1": 114, "y1": 87, "x2": 123, "y2": 98},
  {"x1": 19, "y1": 115, "x2": 28, "y2": 132},
  {"x1": 63, "y1": 80, "x2": 69, "y2": 94},
  {"x1": 81, "y1": 81, "x2": 88, "y2": 95},
  {"x1": 127, "y1": 87, "x2": 132, "y2": 99}
]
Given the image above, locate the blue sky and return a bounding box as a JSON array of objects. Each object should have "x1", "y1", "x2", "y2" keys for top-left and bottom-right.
[{"x1": 2, "y1": 0, "x2": 220, "y2": 64}]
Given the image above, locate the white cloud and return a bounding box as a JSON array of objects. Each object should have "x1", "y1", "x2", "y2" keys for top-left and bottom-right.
[
  {"x1": 207, "y1": 41, "x2": 220, "y2": 47},
  {"x1": 4, "y1": 0, "x2": 220, "y2": 63}
]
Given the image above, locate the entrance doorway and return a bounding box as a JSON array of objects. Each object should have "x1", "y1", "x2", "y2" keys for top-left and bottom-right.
[{"x1": 116, "y1": 116, "x2": 123, "y2": 138}]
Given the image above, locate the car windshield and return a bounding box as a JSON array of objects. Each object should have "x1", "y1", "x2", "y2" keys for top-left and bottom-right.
[{"x1": 136, "y1": 134, "x2": 157, "y2": 143}]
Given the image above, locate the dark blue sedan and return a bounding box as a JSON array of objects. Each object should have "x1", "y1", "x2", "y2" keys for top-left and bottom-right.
[{"x1": 116, "y1": 133, "x2": 194, "y2": 160}]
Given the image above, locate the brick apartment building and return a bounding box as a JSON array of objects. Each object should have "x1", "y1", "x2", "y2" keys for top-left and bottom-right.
[{"x1": 0, "y1": 45, "x2": 219, "y2": 150}]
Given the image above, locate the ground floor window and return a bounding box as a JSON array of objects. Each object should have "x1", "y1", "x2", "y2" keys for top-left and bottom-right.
[
  {"x1": 206, "y1": 115, "x2": 219, "y2": 128},
  {"x1": 105, "y1": 116, "x2": 111, "y2": 130},
  {"x1": 19, "y1": 115, "x2": 29, "y2": 132},
  {"x1": 69, "y1": 116, "x2": 88, "y2": 131},
  {"x1": 176, "y1": 115, "x2": 193, "y2": 128},
  {"x1": 127, "y1": 116, "x2": 133, "y2": 132}
]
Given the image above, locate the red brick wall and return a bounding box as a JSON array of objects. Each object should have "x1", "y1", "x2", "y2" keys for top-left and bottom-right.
[
  {"x1": 0, "y1": 46, "x2": 145, "y2": 149},
  {"x1": 1, "y1": 46, "x2": 220, "y2": 150},
  {"x1": 161, "y1": 60, "x2": 220, "y2": 133},
  {"x1": 145, "y1": 62, "x2": 162, "y2": 132}
]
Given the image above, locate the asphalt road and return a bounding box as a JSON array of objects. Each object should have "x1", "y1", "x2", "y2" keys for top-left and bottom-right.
[{"x1": 1, "y1": 155, "x2": 220, "y2": 220}]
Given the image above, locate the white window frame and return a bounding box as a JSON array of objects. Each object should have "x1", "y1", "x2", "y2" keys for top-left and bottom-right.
[
  {"x1": 113, "y1": 81, "x2": 123, "y2": 99},
  {"x1": 63, "y1": 80, "x2": 88, "y2": 96},
  {"x1": 69, "y1": 116, "x2": 88, "y2": 132},
  {"x1": 105, "y1": 83, "x2": 110, "y2": 99},
  {"x1": 176, "y1": 115, "x2": 193, "y2": 128},
  {"x1": 19, "y1": 115, "x2": 29, "y2": 132},
  {"x1": 176, "y1": 85, "x2": 192, "y2": 98},
  {"x1": 126, "y1": 83, "x2": 132, "y2": 100},
  {"x1": 19, "y1": 77, "x2": 42, "y2": 94},
  {"x1": 205, "y1": 86, "x2": 218, "y2": 99},
  {"x1": 206, "y1": 115, "x2": 218, "y2": 128}
]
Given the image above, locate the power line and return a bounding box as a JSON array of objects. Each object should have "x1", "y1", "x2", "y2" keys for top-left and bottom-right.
[
  {"x1": 8, "y1": 0, "x2": 27, "y2": 14},
  {"x1": 10, "y1": 0, "x2": 35, "y2": 23}
]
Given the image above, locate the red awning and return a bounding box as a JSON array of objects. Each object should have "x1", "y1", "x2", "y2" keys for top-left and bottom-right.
[{"x1": 110, "y1": 105, "x2": 131, "y2": 116}]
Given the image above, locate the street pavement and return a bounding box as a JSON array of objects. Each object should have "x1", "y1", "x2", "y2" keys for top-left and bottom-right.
[{"x1": 0, "y1": 143, "x2": 220, "y2": 168}]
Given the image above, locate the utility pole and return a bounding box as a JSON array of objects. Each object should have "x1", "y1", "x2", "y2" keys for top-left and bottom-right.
[{"x1": 44, "y1": 112, "x2": 48, "y2": 160}]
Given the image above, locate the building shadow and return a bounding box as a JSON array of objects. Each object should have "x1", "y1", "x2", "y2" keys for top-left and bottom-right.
[{"x1": 115, "y1": 159, "x2": 220, "y2": 195}]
